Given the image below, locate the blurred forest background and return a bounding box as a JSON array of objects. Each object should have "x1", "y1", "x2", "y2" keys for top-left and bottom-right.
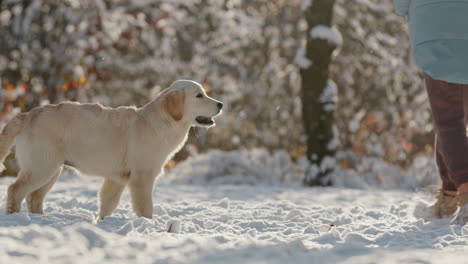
[{"x1": 0, "y1": 0, "x2": 432, "y2": 183}]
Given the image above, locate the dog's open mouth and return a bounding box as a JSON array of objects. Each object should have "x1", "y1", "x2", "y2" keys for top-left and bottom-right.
[{"x1": 196, "y1": 116, "x2": 214, "y2": 126}]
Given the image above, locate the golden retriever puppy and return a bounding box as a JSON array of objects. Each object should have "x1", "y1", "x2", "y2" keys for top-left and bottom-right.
[{"x1": 0, "y1": 80, "x2": 223, "y2": 219}]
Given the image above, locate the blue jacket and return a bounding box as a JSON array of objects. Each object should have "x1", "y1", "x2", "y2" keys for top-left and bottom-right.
[{"x1": 393, "y1": 0, "x2": 468, "y2": 84}]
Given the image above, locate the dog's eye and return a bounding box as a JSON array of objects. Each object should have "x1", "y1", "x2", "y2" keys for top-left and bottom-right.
[{"x1": 196, "y1": 93, "x2": 203, "y2": 98}]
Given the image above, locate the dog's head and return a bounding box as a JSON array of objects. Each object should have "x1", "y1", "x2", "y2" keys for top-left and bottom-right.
[{"x1": 161, "y1": 80, "x2": 223, "y2": 127}]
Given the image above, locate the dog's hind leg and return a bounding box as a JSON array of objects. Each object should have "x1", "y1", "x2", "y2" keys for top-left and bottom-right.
[
  {"x1": 26, "y1": 165, "x2": 63, "y2": 214},
  {"x1": 7, "y1": 165, "x2": 60, "y2": 214},
  {"x1": 7, "y1": 170, "x2": 32, "y2": 214},
  {"x1": 98, "y1": 178, "x2": 126, "y2": 220}
]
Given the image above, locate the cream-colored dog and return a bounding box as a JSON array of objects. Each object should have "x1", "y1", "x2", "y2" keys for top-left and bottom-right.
[{"x1": 0, "y1": 80, "x2": 223, "y2": 219}]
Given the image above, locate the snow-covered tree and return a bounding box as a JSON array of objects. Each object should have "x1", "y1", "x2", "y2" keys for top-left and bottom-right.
[{"x1": 300, "y1": 0, "x2": 341, "y2": 186}]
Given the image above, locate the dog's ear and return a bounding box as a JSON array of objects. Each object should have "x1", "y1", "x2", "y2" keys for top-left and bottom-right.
[{"x1": 163, "y1": 90, "x2": 185, "y2": 121}]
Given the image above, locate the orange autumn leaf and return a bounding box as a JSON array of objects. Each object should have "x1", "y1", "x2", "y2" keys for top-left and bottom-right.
[
  {"x1": 0, "y1": 105, "x2": 12, "y2": 120},
  {"x1": 404, "y1": 141, "x2": 414, "y2": 151},
  {"x1": 17, "y1": 98, "x2": 26, "y2": 111},
  {"x1": 79, "y1": 76, "x2": 88, "y2": 85},
  {"x1": 340, "y1": 159, "x2": 350, "y2": 169},
  {"x1": 3, "y1": 104, "x2": 12, "y2": 114},
  {"x1": 290, "y1": 145, "x2": 306, "y2": 159},
  {"x1": 364, "y1": 113, "x2": 378, "y2": 126},
  {"x1": 71, "y1": 81, "x2": 80, "y2": 89},
  {"x1": 352, "y1": 146, "x2": 364, "y2": 154},
  {"x1": 161, "y1": 11, "x2": 170, "y2": 19},
  {"x1": 61, "y1": 84, "x2": 69, "y2": 92}
]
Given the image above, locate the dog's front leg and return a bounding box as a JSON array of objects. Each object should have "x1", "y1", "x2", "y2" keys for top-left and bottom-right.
[
  {"x1": 128, "y1": 171, "x2": 156, "y2": 218},
  {"x1": 99, "y1": 178, "x2": 126, "y2": 220}
]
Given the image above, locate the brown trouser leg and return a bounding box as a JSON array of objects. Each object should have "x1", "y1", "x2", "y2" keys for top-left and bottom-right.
[
  {"x1": 426, "y1": 74, "x2": 468, "y2": 189},
  {"x1": 435, "y1": 140, "x2": 457, "y2": 191}
]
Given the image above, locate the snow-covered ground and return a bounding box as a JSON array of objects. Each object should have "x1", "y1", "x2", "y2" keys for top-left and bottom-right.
[{"x1": 0, "y1": 163, "x2": 466, "y2": 264}]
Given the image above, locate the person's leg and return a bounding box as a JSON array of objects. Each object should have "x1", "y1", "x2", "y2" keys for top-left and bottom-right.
[
  {"x1": 432, "y1": 139, "x2": 459, "y2": 217},
  {"x1": 425, "y1": 74, "x2": 468, "y2": 224},
  {"x1": 425, "y1": 74, "x2": 468, "y2": 190},
  {"x1": 458, "y1": 86, "x2": 468, "y2": 194},
  {"x1": 435, "y1": 138, "x2": 457, "y2": 195}
]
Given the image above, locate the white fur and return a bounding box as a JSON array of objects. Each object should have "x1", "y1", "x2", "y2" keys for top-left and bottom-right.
[{"x1": 0, "y1": 80, "x2": 222, "y2": 219}]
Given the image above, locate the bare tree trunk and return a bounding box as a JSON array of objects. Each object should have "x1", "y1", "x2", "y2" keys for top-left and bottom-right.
[{"x1": 301, "y1": 0, "x2": 339, "y2": 186}]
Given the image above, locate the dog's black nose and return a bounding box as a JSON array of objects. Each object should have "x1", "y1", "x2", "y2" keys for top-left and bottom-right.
[{"x1": 217, "y1": 102, "x2": 223, "y2": 110}]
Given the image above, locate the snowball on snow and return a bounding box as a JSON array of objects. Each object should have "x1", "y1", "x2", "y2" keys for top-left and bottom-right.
[{"x1": 167, "y1": 220, "x2": 181, "y2": 233}]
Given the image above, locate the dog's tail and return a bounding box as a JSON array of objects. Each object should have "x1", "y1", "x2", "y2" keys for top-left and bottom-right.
[{"x1": 0, "y1": 113, "x2": 26, "y2": 172}]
